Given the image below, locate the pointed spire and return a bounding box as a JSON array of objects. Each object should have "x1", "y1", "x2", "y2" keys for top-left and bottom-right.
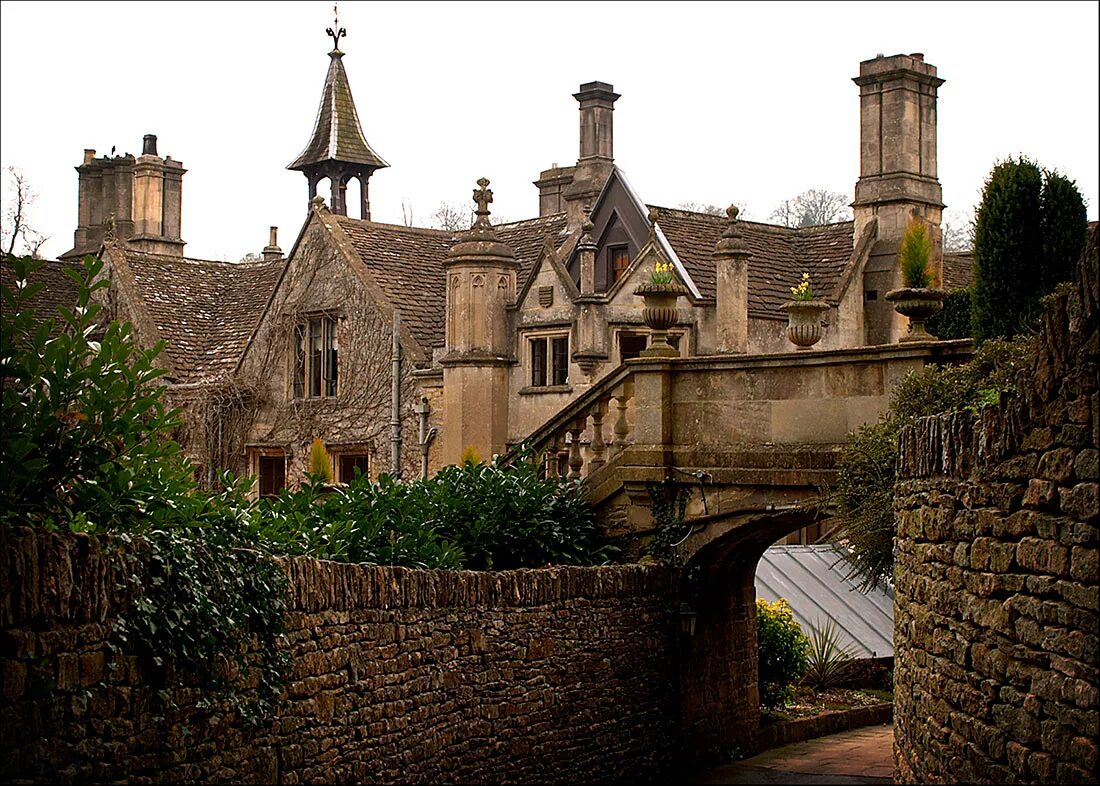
[{"x1": 288, "y1": 9, "x2": 388, "y2": 173}]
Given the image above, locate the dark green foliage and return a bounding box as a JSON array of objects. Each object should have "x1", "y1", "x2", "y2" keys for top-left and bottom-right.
[
  {"x1": 926, "y1": 289, "x2": 972, "y2": 340},
  {"x1": 972, "y1": 158, "x2": 1087, "y2": 344},
  {"x1": 1039, "y1": 171, "x2": 1088, "y2": 295},
  {"x1": 756, "y1": 598, "x2": 810, "y2": 709},
  {"x1": 254, "y1": 456, "x2": 616, "y2": 570},
  {"x1": 834, "y1": 337, "x2": 1033, "y2": 590},
  {"x1": 972, "y1": 157, "x2": 1043, "y2": 343},
  {"x1": 803, "y1": 618, "x2": 858, "y2": 690}
]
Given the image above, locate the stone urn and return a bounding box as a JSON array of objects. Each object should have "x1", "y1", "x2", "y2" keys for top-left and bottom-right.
[
  {"x1": 885, "y1": 287, "x2": 946, "y2": 342},
  {"x1": 780, "y1": 300, "x2": 829, "y2": 349},
  {"x1": 634, "y1": 282, "x2": 688, "y2": 357}
]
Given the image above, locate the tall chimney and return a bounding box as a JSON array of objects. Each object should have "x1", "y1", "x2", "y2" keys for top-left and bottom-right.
[
  {"x1": 852, "y1": 53, "x2": 945, "y2": 344},
  {"x1": 559, "y1": 81, "x2": 620, "y2": 230},
  {"x1": 262, "y1": 226, "x2": 283, "y2": 261},
  {"x1": 574, "y1": 81, "x2": 618, "y2": 162}
]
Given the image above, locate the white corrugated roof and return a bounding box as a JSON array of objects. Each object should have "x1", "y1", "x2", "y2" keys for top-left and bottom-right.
[{"x1": 755, "y1": 544, "x2": 894, "y2": 659}]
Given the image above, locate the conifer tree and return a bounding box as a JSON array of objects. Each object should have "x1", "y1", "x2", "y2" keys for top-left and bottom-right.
[
  {"x1": 1039, "y1": 170, "x2": 1088, "y2": 295},
  {"x1": 972, "y1": 157, "x2": 1043, "y2": 342}
]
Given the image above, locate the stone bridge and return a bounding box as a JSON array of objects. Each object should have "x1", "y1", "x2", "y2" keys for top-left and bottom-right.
[{"x1": 509, "y1": 338, "x2": 972, "y2": 760}]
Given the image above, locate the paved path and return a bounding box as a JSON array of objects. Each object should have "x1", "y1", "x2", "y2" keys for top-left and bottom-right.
[{"x1": 696, "y1": 724, "x2": 894, "y2": 785}]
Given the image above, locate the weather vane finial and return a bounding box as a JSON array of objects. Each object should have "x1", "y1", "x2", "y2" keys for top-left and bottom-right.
[{"x1": 326, "y1": 3, "x2": 346, "y2": 51}]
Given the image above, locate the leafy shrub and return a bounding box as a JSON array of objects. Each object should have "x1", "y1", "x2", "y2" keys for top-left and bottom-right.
[
  {"x1": 308, "y1": 437, "x2": 333, "y2": 484},
  {"x1": 803, "y1": 618, "x2": 857, "y2": 690},
  {"x1": 756, "y1": 598, "x2": 810, "y2": 709},
  {"x1": 1039, "y1": 171, "x2": 1088, "y2": 295},
  {"x1": 926, "y1": 288, "x2": 972, "y2": 340},
  {"x1": 898, "y1": 220, "x2": 932, "y2": 288},
  {"x1": 834, "y1": 336, "x2": 1033, "y2": 590}
]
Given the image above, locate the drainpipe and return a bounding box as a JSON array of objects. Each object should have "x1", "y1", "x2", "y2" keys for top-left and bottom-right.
[
  {"x1": 390, "y1": 310, "x2": 402, "y2": 479},
  {"x1": 416, "y1": 395, "x2": 437, "y2": 480}
]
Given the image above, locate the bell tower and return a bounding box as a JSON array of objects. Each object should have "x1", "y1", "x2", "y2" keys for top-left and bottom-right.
[{"x1": 288, "y1": 10, "x2": 388, "y2": 219}]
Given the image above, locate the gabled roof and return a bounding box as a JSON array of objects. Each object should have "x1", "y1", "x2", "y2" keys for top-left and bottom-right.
[
  {"x1": 288, "y1": 51, "x2": 388, "y2": 172},
  {"x1": 943, "y1": 251, "x2": 974, "y2": 291},
  {"x1": 0, "y1": 258, "x2": 82, "y2": 336},
  {"x1": 331, "y1": 212, "x2": 570, "y2": 356},
  {"x1": 108, "y1": 246, "x2": 283, "y2": 383},
  {"x1": 654, "y1": 207, "x2": 855, "y2": 319}
]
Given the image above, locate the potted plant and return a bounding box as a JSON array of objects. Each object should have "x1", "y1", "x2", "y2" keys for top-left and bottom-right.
[
  {"x1": 634, "y1": 259, "x2": 687, "y2": 357},
  {"x1": 781, "y1": 272, "x2": 829, "y2": 349},
  {"x1": 885, "y1": 219, "x2": 946, "y2": 342}
]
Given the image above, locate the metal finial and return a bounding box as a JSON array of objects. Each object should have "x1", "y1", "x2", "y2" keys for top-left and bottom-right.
[
  {"x1": 472, "y1": 177, "x2": 493, "y2": 228},
  {"x1": 326, "y1": 3, "x2": 346, "y2": 51}
]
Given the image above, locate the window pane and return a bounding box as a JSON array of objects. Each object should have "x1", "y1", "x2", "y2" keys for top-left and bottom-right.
[
  {"x1": 611, "y1": 247, "x2": 630, "y2": 281},
  {"x1": 339, "y1": 454, "x2": 370, "y2": 483},
  {"x1": 531, "y1": 338, "x2": 547, "y2": 387},
  {"x1": 258, "y1": 454, "x2": 285, "y2": 498},
  {"x1": 619, "y1": 333, "x2": 647, "y2": 361},
  {"x1": 309, "y1": 318, "x2": 322, "y2": 398},
  {"x1": 323, "y1": 318, "x2": 337, "y2": 396},
  {"x1": 551, "y1": 336, "x2": 569, "y2": 386},
  {"x1": 293, "y1": 324, "x2": 305, "y2": 398}
]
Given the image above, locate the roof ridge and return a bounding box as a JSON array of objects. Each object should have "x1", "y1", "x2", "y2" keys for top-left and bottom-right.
[{"x1": 335, "y1": 215, "x2": 456, "y2": 238}]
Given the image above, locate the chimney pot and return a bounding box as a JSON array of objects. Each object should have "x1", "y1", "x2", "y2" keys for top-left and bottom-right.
[
  {"x1": 142, "y1": 134, "x2": 158, "y2": 156},
  {"x1": 269, "y1": 226, "x2": 278, "y2": 246},
  {"x1": 910, "y1": 53, "x2": 924, "y2": 61},
  {"x1": 83, "y1": 149, "x2": 96, "y2": 164}
]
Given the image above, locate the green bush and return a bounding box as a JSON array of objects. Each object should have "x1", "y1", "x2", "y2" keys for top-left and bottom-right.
[
  {"x1": 1039, "y1": 171, "x2": 1088, "y2": 295},
  {"x1": 926, "y1": 288, "x2": 972, "y2": 340},
  {"x1": 834, "y1": 336, "x2": 1033, "y2": 590},
  {"x1": 756, "y1": 598, "x2": 810, "y2": 709},
  {"x1": 898, "y1": 220, "x2": 932, "y2": 288}
]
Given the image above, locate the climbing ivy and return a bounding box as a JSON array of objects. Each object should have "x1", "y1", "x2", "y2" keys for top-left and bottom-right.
[{"x1": 643, "y1": 478, "x2": 693, "y2": 562}]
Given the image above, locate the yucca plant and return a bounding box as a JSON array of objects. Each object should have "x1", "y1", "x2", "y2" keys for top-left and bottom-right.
[{"x1": 803, "y1": 618, "x2": 858, "y2": 690}]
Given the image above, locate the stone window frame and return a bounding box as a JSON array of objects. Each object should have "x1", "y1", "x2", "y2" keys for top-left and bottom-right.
[
  {"x1": 291, "y1": 311, "x2": 341, "y2": 401},
  {"x1": 329, "y1": 443, "x2": 372, "y2": 484},
  {"x1": 523, "y1": 329, "x2": 571, "y2": 393}
]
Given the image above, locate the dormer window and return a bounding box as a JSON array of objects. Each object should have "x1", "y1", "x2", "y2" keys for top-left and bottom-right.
[
  {"x1": 610, "y1": 246, "x2": 630, "y2": 282},
  {"x1": 292, "y1": 315, "x2": 338, "y2": 399}
]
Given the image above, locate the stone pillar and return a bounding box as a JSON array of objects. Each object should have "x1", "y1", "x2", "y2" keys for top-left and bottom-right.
[
  {"x1": 853, "y1": 53, "x2": 946, "y2": 344},
  {"x1": 441, "y1": 178, "x2": 518, "y2": 465},
  {"x1": 714, "y1": 205, "x2": 751, "y2": 354},
  {"x1": 679, "y1": 558, "x2": 761, "y2": 763}
]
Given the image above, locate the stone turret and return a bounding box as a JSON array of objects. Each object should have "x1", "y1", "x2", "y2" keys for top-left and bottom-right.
[
  {"x1": 853, "y1": 52, "x2": 945, "y2": 344},
  {"x1": 714, "y1": 205, "x2": 751, "y2": 353},
  {"x1": 440, "y1": 178, "x2": 518, "y2": 464},
  {"x1": 288, "y1": 15, "x2": 388, "y2": 219},
  {"x1": 61, "y1": 134, "x2": 186, "y2": 262}
]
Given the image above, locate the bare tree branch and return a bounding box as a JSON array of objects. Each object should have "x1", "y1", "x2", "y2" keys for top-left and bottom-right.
[
  {"x1": 2, "y1": 167, "x2": 48, "y2": 257},
  {"x1": 769, "y1": 188, "x2": 852, "y2": 228}
]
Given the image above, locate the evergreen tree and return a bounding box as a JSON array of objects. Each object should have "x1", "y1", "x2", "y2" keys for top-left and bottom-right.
[
  {"x1": 972, "y1": 158, "x2": 1043, "y2": 343},
  {"x1": 1039, "y1": 170, "x2": 1088, "y2": 295}
]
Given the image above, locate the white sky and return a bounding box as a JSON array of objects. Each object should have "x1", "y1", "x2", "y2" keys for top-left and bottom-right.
[{"x1": 1, "y1": 0, "x2": 1097, "y2": 262}]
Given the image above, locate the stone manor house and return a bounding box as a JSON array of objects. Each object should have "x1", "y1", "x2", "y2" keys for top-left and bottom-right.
[{"x1": 11, "y1": 35, "x2": 972, "y2": 502}]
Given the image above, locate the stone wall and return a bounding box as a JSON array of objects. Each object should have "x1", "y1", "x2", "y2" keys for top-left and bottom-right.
[
  {"x1": 893, "y1": 228, "x2": 1099, "y2": 784},
  {"x1": 0, "y1": 528, "x2": 679, "y2": 784}
]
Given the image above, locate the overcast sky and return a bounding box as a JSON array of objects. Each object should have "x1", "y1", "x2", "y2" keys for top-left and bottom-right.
[{"x1": 1, "y1": 0, "x2": 1097, "y2": 262}]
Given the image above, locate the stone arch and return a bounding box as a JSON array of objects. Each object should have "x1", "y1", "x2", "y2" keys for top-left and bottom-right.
[{"x1": 676, "y1": 507, "x2": 823, "y2": 763}]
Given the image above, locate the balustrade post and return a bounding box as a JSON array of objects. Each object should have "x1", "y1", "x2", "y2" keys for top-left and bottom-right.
[
  {"x1": 589, "y1": 399, "x2": 608, "y2": 469},
  {"x1": 567, "y1": 418, "x2": 586, "y2": 479},
  {"x1": 613, "y1": 379, "x2": 634, "y2": 451}
]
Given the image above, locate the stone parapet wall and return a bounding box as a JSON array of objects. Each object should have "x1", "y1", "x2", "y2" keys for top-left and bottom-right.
[
  {"x1": 0, "y1": 527, "x2": 679, "y2": 784},
  {"x1": 893, "y1": 228, "x2": 1098, "y2": 784}
]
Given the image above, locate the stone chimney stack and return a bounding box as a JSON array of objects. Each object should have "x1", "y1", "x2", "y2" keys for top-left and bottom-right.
[
  {"x1": 62, "y1": 135, "x2": 186, "y2": 262},
  {"x1": 714, "y1": 205, "x2": 751, "y2": 353},
  {"x1": 262, "y1": 226, "x2": 283, "y2": 261},
  {"x1": 852, "y1": 53, "x2": 945, "y2": 344},
  {"x1": 535, "y1": 81, "x2": 620, "y2": 228},
  {"x1": 440, "y1": 178, "x2": 518, "y2": 465}
]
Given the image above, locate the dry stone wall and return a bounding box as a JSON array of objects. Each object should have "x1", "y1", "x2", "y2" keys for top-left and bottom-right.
[
  {"x1": 0, "y1": 528, "x2": 679, "y2": 784},
  {"x1": 893, "y1": 229, "x2": 1099, "y2": 784}
]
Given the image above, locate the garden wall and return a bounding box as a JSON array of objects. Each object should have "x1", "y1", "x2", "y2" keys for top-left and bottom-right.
[
  {"x1": 893, "y1": 229, "x2": 1098, "y2": 784},
  {"x1": 0, "y1": 528, "x2": 679, "y2": 784}
]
